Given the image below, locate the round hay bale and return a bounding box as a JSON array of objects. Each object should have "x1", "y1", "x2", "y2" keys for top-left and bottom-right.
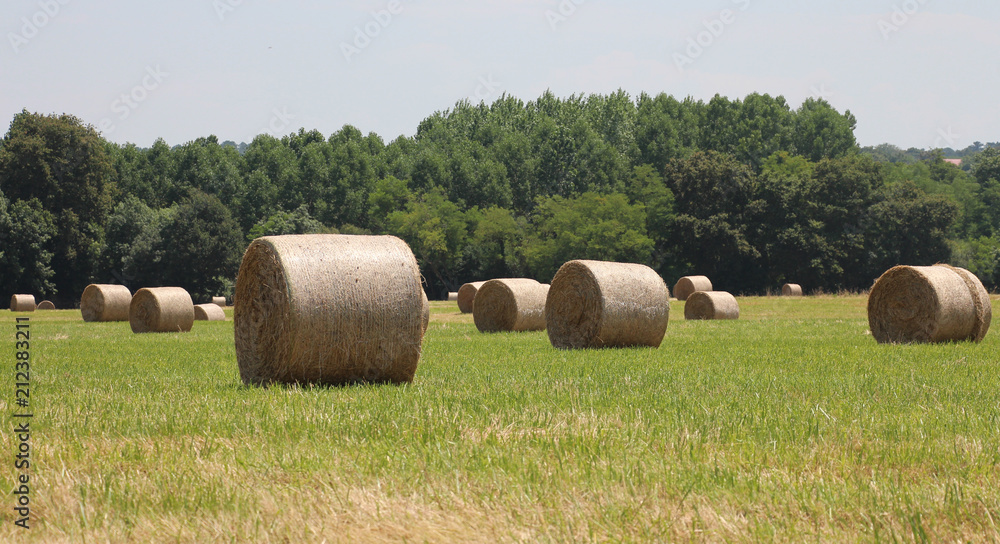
[
  {"x1": 10, "y1": 295, "x2": 36, "y2": 312},
  {"x1": 81, "y1": 284, "x2": 132, "y2": 322},
  {"x1": 546, "y1": 260, "x2": 670, "y2": 349},
  {"x1": 194, "y1": 303, "x2": 226, "y2": 321},
  {"x1": 447, "y1": 292, "x2": 458, "y2": 302},
  {"x1": 868, "y1": 264, "x2": 991, "y2": 344},
  {"x1": 212, "y1": 296, "x2": 227, "y2": 307},
  {"x1": 129, "y1": 287, "x2": 194, "y2": 333},
  {"x1": 782, "y1": 283, "x2": 803, "y2": 297},
  {"x1": 473, "y1": 279, "x2": 547, "y2": 333},
  {"x1": 421, "y1": 290, "x2": 430, "y2": 333},
  {"x1": 674, "y1": 276, "x2": 712, "y2": 301},
  {"x1": 36, "y1": 300, "x2": 56, "y2": 310},
  {"x1": 684, "y1": 291, "x2": 739, "y2": 320},
  {"x1": 457, "y1": 281, "x2": 485, "y2": 314},
  {"x1": 234, "y1": 234, "x2": 425, "y2": 386}
]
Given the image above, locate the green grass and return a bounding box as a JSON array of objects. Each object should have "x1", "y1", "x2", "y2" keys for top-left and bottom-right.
[{"x1": 3, "y1": 297, "x2": 1000, "y2": 542}]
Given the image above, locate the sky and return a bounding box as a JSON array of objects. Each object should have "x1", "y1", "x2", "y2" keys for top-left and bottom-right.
[{"x1": 2, "y1": 0, "x2": 998, "y2": 150}]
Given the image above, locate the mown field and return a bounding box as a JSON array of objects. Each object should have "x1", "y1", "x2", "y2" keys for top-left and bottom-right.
[{"x1": 3, "y1": 296, "x2": 1000, "y2": 543}]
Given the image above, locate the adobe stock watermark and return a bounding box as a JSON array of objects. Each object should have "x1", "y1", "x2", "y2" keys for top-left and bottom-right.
[
  {"x1": 341, "y1": 0, "x2": 404, "y2": 63},
  {"x1": 244, "y1": 107, "x2": 296, "y2": 142},
  {"x1": 932, "y1": 127, "x2": 959, "y2": 150},
  {"x1": 546, "y1": 0, "x2": 586, "y2": 31},
  {"x1": 7, "y1": 0, "x2": 71, "y2": 54},
  {"x1": 213, "y1": 0, "x2": 247, "y2": 22},
  {"x1": 98, "y1": 66, "x2": 169, "y2": 135},
  {"x1": 473, "y1": 74, "x2": 503, "y2": 102},
  {"x1": 673, "y1": 0, "x2": 751, "y2": 73},
  {"x1": 810, "y1": 84, "x2": 834, "y2": 101},
  {"x1": 879, "y1": 0, "x2": 931, "y2": 41}
]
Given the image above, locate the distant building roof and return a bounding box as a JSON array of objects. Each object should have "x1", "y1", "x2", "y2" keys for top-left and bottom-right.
[{"x1": 944, "y1": 159, "x2": 963, "y2": 166}]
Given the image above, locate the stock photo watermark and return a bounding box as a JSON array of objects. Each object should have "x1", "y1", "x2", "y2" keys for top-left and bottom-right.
[
  {"x1": 879, "y1": 0, "x2": 931, "y2": 41},
  {"x1": 98, "y1": 66, "x2": 169, "y2": 135},
  {"x1": 242, "y1": 107, "x2": 296, "y2": 142},
  {"x1": 341, "y1": 1, "x2": 403, "y2": 63},
  {"x1": 673, "y1": 0, "x2": 752, "y2": 73},
  {"x1": 213, "y1": 0, "x2": 247, "y2": 22},
  {"x1": 7, "y1": 0, "x2": 71, "y2": 54},
  {"x1": 473, "y1": 74, "x2": 503, "y2": 102},
  {"x1": 546, "y1": 0, "x2": 587, "y2": 30},
  {"x1": 932, "y1": 127, "x2": 959, "y2": 150}
]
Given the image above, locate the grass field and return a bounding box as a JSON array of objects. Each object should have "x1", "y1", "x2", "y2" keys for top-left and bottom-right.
[{"x1": 3, "y1": 296, "x2": 999, "y2": 542}]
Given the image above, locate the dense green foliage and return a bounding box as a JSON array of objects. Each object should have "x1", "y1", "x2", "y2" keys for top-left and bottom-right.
[{"x1": 1, "y1": 91, "x2": 998, "y2": 303}]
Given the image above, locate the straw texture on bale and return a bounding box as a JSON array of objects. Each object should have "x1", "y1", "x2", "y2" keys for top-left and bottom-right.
[
  {"x1": 212, "y1": 296, "x2": 227, "y2": 307},
  {"x1": 421, "y1": 290, "x2": 430, "y2": 333},
  {"x1": 457, "y1": 281, "x2": 485, "y2": 314},
  {"x1": 81, "y1": 284, "x2": 132, "y2": 322},
  {"x1": 234, "y1": 234, "x2": 425, "y2": 386},
  {"x1": 10, "y1": 295, "x2": 35, "y2": 312},
  {"x1": 194, "y1": 303, "x2": 226, "y2": 321},
  {"x1": 473, "y1": 279, "x2": 548, "y2": 333},
  {"x1": 36, "y1": 300, "x2": 56, "y2": 310},
  {"x1": 868, "y1": 264, "x2": 991, "y2": 344},
  {"x1": 684, "y1": 291, "x2": 740, "y2": 320},
  {"x1": 546, "y1": 260, "x2": 670, "y2": 349},
  {"x1": 673, "y1": 276, "x2": 712, "y2": 301},
  {"x1": 782, "y1": 283, "x2": 803, "y2": 297},
  {"x1": 129, "y1": 287, "x2": 194, "y2": 333},
  {"x1": 447, "y1": 292, "x2": 458, "y2": 302}
]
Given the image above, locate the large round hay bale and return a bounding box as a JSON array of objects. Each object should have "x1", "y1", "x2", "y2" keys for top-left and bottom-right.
[
  {"x1": 194, "y1": 303, "x2": 226, "y2": 321},
  {"x1": 129, "y1": 287, "x2": 194, "y2": 333},
  {"x1": 447, "y1": 292, "x2": 458, "y2": 302},
  {"x1": 36, "y1": 300, "x2": 56, "y2": 310},
  {"x1": 684, "y1": 291, "x2": 739, "y2": 320},
  {"x1": 546, "y1": 260, "x2": 670, "y2": 349},
  {"x1": 457, "y1": 281, "x2": 485, "y2": 314},
  {"x1": 81, "y1": 284, "x2": 132, "y2": 322},
  {"x1": 473, "y1": 279, "x2": 548, "y2": 333},
  {"x1": 234, "y1": 234, "x2": 425, "y2": 386},
  {"x1": 421, "y1": 290, "x2": 430, "y2": 333},
  {"x1": 868, "y1": 264, "x2": 991, "y2": 344},
  {"x1": 10, "y1": 295, "x2": 35, "y2": 312},
  {"x1": 212, "y1": 296, "x2": 227, "y2": 307},
  {"x1": 782, "y1": 283, "x2": 803, "y2": 297},
  {"x1": 674, "y1": 276, "x2": 712, "y2": 301}
]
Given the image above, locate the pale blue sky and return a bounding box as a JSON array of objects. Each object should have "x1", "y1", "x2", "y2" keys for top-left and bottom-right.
[{"x1": 2, "y1": 1, "x2": 998, "y2": 149}]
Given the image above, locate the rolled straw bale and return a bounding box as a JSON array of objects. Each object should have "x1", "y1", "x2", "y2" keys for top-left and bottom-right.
[
  {"x1": 782, "y1": 283, "x2": 803, "y2": 297},
  {"x1": 212, "y1": 296, "x2": 227, "y2": 307},
  {"x1": 684, "y1": 291, "x2": 740, "y2": 320},
  {"x1": 10, "y1": 295, "x2": 35, "y2": 312},
  {"x1": 546, "y1": 260, "x2": 670, "y2": 349},
  {"x1": 447, "y1": 292, "x2": 458, "y2": 302},
  {"x1": 674, "y1": 276, "x2": 712, "y2": 301},
  {"x1": 421, "y1": 290, "x2": 430, "y2": 333},
  {"x1": 36, "y1": 300, "x2": 56, "y2": 310},
  {"x1": 457, "y1": 281, "x2": 485, "y2": 314},
  {"x1": 234, "y1": 234, "x2": 425, "y2": 386},
  {"x1": 868, "y1": 264, "x2": 991, "y2": 344},
  {"x1": 473, "y1": 279, "x2": 548, "y2": 333},
  {"x1": 194, "y1": 303, "x2": 226, "y2": 321},
  {"x1": 129, "y1": 287, "x2": 194, "y2": 333},
  {"x1": 81, "y1": 284, "x2": 132, "y2": 322}
]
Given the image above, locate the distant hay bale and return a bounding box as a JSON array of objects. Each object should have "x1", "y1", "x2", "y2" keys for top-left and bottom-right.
[
  {"x1": 36, "y1": 300, "x2": 56, "y2": 310},
  {"x1": 194, "y1": 303, "x2": 226, "y2": 321},
  {"x1": 457, "y1": 281, "x2": 485, "y2": 314},
  {"x1": 421, "y1": 290, "x2": 430, "y2": 333},
  {"x1": 868, "y1": 264, "x2": 991, "y2": 344},
  {"x1": 447, "y1": 292, "x2": 458, "y2": 302},
  {"x1": 684, "y1": 291, "x2": 740, "y2": 320},
  {"x1": 212, "y1": 296, "x2": 227, "y2": 307},
  {"x1": 81, "y1": 284, "x2": 132, "y2": 322},
  {"x1": 10, "y1": 295, "x2": 35, "y2": 312},
  {"x1": 782, "y1": 284, "x2": 803, "y2": 297},
  {"x1": 234, "y1": 234, "x2": 425, "y2": 386},
  {"x1": 129, "y1": 287, "x2": 194, "y2": 333},
  {"x1": 473, "y1": 279, "x2": 548, "y2": 333},
  {"x1": 546, "y1": 260, "x2": 670, "y2": 349},
  {"x1": 674, "y1": 276, "x2": 712, "y2": 301}
]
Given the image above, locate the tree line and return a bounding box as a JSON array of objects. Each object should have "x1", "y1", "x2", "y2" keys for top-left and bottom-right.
[{"x1": 2, "y1": 90, "x2": 998, "y2": 306}]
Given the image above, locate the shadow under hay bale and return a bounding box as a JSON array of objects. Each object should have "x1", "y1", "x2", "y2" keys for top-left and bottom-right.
[
  {"x1": 234, "y1": 234, "x2": 425, "y2": 386},
  {"x1": 81, "y1": 284, "x2": 132, "y2": 322},
  {"x1": 473, "y1": 279, "x2": 547, "y2": 333},
  {"x1": 782, "y1": 283, "x2": 803, "y2": 297},
  {"x1": 457, "y1": 281, "x2": 485, "y2": 314},
  {"x1": 10, "y1": 295, "x2": 35, "y2": 312},
  {"x1": 684, "y1": 291, "x2": 739, "y2": 320},
  {"x1": 194, "y1": 303, "x2": 226, "y2": 321},
  {"x1": 868, "y1": 264, "x2": 991, "y2": 344},
  {"x1": 130, "y1": 287, "x2": 194, "y2": 333},
  {"x1": 546, "y1": 260, "x2": 670, "y2": 349},
  {"x1": 674, "y1": 276, "x2": 712, "y2": 301}
]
